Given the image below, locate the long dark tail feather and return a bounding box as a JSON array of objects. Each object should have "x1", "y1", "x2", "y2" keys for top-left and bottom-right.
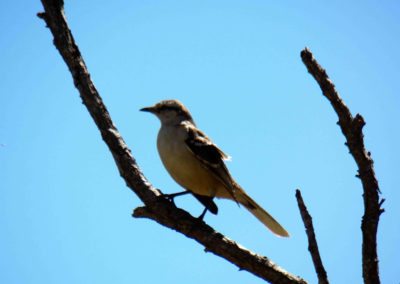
[{"x1": 236, "y1": 190, "x2": 289, "y2": 237}]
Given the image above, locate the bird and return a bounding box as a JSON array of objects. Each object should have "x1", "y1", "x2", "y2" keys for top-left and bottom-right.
[{"x1": 140, "y1": 99, "x2": 289, "y2": 237}]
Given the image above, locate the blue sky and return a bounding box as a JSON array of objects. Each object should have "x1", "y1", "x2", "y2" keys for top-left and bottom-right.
[{"x1": 1, "y1": 1, "x2": 399, "y2": 283}]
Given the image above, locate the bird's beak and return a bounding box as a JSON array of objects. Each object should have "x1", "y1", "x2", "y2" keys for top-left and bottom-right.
[{"x1": 140, "y1": 106, "x2": 157, "y2": 113}]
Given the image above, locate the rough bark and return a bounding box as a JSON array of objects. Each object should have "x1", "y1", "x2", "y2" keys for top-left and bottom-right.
[{"x1": 301, "y1": 48, "x2": 383, "y2": 284}]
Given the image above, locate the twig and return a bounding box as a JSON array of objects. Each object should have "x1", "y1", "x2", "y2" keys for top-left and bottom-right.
[
  {"x1": 295, "y1": 190, "x2": 329, "y2": 284},
  {"x1": 301, "y1": 48, "x2": 383, "y2": 284},
  {"x1": 37, "y1": 1, "x2": 307, "y2": 283}
]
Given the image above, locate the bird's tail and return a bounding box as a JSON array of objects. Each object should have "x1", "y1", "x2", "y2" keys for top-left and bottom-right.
[{"x1": 235, "y1": 187, "x2": 289, "y2": 237}]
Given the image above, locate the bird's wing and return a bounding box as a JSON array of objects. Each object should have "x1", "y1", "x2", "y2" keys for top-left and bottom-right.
[{"x1": 184, "y1": 123, "x2": 238, "y2": 202}]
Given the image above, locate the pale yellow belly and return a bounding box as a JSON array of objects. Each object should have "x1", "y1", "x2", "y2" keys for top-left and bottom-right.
[{"x1": 162, "y1": 146, "x2": 220, "y2": 196}]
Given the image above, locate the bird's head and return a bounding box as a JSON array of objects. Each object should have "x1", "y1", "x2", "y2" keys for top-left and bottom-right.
[{"x1": 140, "y1": 99, "x2": 195, "y2": 126}]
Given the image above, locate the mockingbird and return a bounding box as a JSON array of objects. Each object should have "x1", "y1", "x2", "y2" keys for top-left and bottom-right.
[{"x1": 141, "y1": 99, "x2": 289, "y2": 237}]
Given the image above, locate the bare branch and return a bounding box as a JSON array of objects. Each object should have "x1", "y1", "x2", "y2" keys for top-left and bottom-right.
[
  {"x1": 295, "y1": 190, "x2": 329, "y2": 284},
  {"x1": 37, "y1": 1, "x2": 307, "y2": 283},
  {"x1": 301, "y1": 48, "x2": 383, "y2": 284},
  {"x1": 133, "y1": 206, "x2": 305, "y2": 284}
]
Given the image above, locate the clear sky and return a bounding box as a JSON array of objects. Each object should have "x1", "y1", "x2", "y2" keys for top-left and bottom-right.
[{"x1": 1, "y1": 1, "x2": 399, "y2": 283}]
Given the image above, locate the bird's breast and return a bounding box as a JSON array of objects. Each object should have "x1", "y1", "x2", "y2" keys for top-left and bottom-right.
[{"x1": 156, "y1": 126, "x2": 219, "y2": 196}]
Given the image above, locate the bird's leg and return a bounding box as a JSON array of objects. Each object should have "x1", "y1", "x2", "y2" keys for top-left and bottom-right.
[
  {"x1": 192, "y1": 194, "x2": 218, "y2": 215},
  {"x1": 162, "y1": 191, "x2": 190, "y2": 205},
  {"x1": 197, "y1": 207, "x2": 208, "y2": 221}
]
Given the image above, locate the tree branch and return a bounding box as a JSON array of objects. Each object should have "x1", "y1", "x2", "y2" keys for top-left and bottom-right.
[
  {"x1": 300, "y1": 48, "x2": 383, "y2": 284},
  {"x1": 37, "y1": 1, "x2": 306, "y2": 283},
  {"x1": 295, "y1": 189, "x2": 329, "y2": 284}
]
